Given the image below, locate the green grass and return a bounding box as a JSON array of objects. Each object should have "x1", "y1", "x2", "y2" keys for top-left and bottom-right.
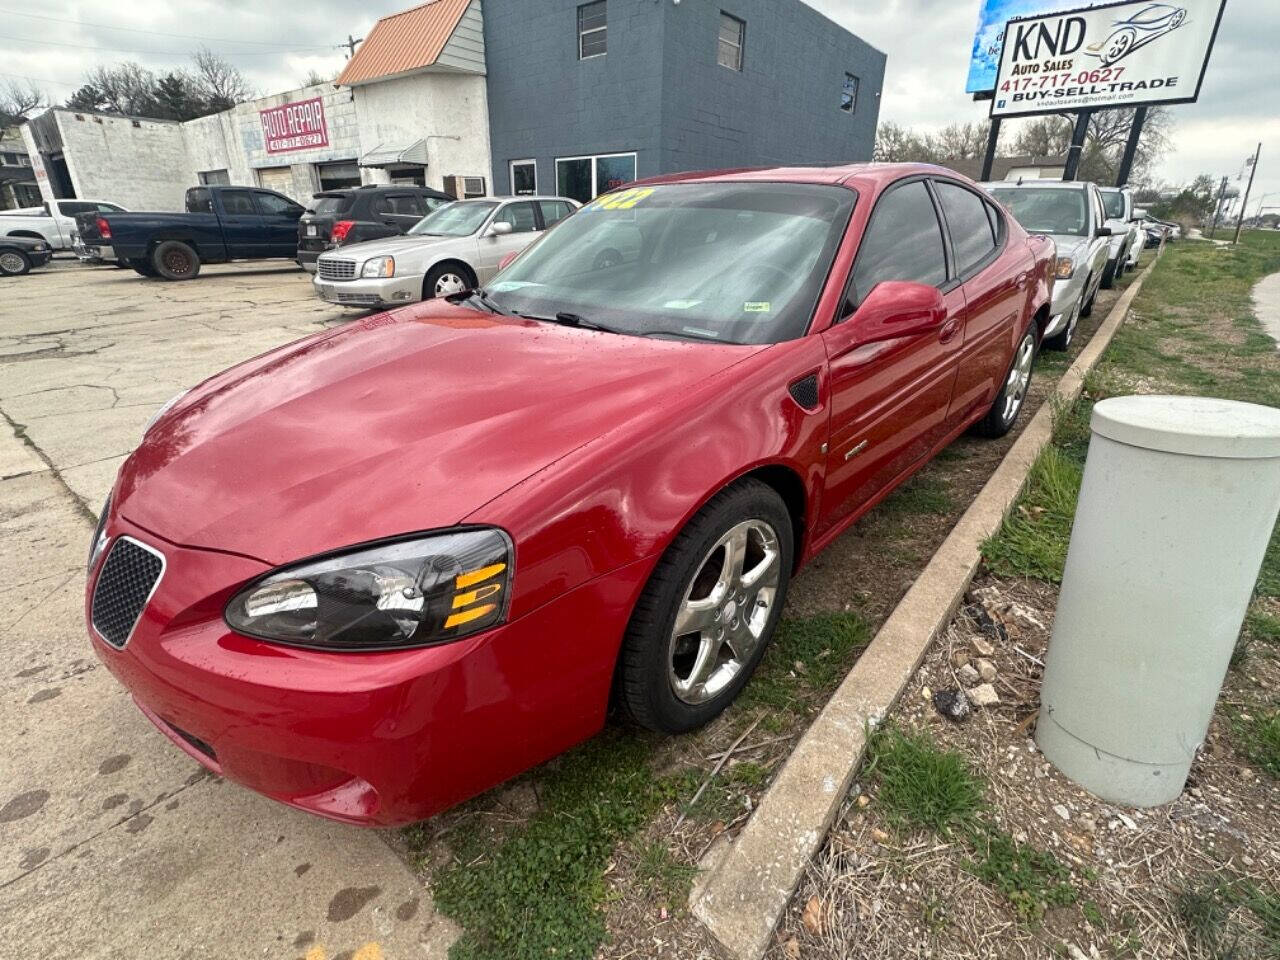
[
  {"x1": 866, "y1": 726, "x2": 985, "y2": 833},
  {"x1": 1176, "y1": 875, "x2": 1280, "y2": 959},
  {"x1": 877, "y1": 471, "x2": 955, "y2": 518},
  {"x1": 742, "y1": 612, "x2": 871, "y2": 714},
  {"x1": 965, "y1": 825, "x2": 1077, "y2": 923},
  {"x1": 980, "y1": 445, "x2": 1083, "y2": 583},
  {"x1": 1232, "y1": 708, "x2": 1280, "y2": 779},
  {"x1": 632, "y1": 840, "x2": 699, "y2": 908},
  {"x1": 1245, "y1": 610, "x2": 1280, "y2": 647},
  {"x1": 428, "y1": 731, "x2": 666, "y2": 960}
]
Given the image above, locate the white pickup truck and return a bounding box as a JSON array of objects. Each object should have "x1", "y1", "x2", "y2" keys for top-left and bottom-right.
[{"x1": 0, "y1": 198, "x2": 128, "y2": 255}]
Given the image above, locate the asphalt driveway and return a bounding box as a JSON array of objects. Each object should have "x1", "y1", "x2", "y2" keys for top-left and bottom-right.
[{"x1": 0, "y1": 259, "x2": 455, "y2": 959}]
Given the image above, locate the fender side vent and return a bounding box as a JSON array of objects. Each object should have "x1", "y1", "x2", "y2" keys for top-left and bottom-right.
[{"x1": 788, "y1": 374, "x2": 820, "y2": 411}]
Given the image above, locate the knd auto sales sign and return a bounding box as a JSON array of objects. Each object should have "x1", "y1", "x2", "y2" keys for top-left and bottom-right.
[
  {"x1": 991, "y1": 0, "x2": 1226, "y2": 117},
  {"x1": 260, "y1": 96, "x2": 329, "y2": 154}
]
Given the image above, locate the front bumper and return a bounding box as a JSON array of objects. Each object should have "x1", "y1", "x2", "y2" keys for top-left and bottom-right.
[
  {"x1": 86, "y1": 514, "x2": 645, "y2": 826},
  {"x1": 1044, "y1": 271, "x2": 1087, "y2": 338},
  {"x1": 313, "y1": 272, "x2": 422, "y2": 308}
]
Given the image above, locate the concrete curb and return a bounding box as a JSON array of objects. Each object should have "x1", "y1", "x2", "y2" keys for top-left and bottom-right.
[{"x1": 689, "y1": 250, "x2": 1163, "y2": 960}]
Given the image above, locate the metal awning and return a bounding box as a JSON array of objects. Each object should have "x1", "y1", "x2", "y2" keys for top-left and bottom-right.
[{"x1": 359, "y1": 140, "x2": 428, "y2": 168}]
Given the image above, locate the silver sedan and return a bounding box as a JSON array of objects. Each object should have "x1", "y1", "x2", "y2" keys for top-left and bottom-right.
[{"x1": 313, "y1": 195, "x2": 579, "y2": 308}]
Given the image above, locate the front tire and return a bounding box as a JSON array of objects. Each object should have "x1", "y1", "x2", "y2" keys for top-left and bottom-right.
[
  {"x1": 0, "y1": 249, "x2": 32, "y2": 276},
  {"x1": 1100, "y1": 259, "x2": 1118, "y2": 289},
  {"x1": 152, "y1": 240, "x2": 201, "y2": 281},
  {"x1": 973, "y1": 325, "x2": 1036, "y2": 438},
  {"x1": 618, "y1": 479, "x2": 793, "y2": 733},
  {"x1": 1043, "y1": 295, "x2": 1082, "y2": 352},
  {"x1": 423, "y1": 262, "x2": 474, "y2": 299}
]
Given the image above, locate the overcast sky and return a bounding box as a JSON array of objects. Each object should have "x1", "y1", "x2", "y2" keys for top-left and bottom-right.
[{"x1": 2, "y1": 0, "x2": 1275, "y2": 214}]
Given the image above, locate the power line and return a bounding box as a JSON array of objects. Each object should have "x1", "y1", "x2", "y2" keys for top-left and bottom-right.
[
  {"x1": 0, "y1": 33, "x2": 343, "y2": 58},
  {"x1": 0, "y1": 70, "x2": 80, "y2": 88},
  {"x1": 0, "y1": 8, "x2": 336, "y2": 49}
]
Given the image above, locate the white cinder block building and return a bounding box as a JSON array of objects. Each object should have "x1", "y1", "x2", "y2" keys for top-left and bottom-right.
[{"x1": 21, "y1": 0, "x2": 492, "y2": 209}]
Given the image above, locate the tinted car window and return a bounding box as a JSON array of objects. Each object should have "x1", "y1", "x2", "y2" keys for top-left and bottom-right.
[
  {"x1": 59, "y1": 201, "x2": 95, "y2": 215},
  {"x1": 311, "y1": 195, "x2": 353, "y2": 216},
  {"x1": 256, "y1": 192, "x2": 300, "y2": 216},
  {"x1": 853, "y1": 180, "x2": 947, "y2": 301},
  {"x1": 386, "y1": 194, "x2": 425, "y2": 216},
  {"x1": 1100, "y1": 189, "x2": 1126, "y2": 219},
  {"x1": 539, "y1": 200, "x2": 572, "y2": 227},
  {"x1": 187, "y1": 188, "x2": 213, "y2": 214},
  {"x1": 221, "y1": 191, "x2": 257, "y2": 215},
  {"x1": 935, "y1": 182, "x2": 997, "y2": 276},
  {"x1": 494, "y1": 201, "x2": 539, "y2": 233}
]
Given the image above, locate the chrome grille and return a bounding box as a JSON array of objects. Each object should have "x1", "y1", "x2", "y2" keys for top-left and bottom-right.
[
  {"x1": 91, "y1": 538, "x2": 165, "y2": 649},
  {"x1": 317, "y1": 258, "x2": 357, "y2": 281}
]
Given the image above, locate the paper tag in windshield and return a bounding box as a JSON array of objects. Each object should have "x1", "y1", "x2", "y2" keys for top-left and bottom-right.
[
  {"x1": 663, "y1": 299, "x2": 701, "y2": 310},
  {"x1": 489, "y1": 280, "x2": 539, "y2": 292},
  {"x1": 744, "y1": 301, "x2": 771, "y2": 313}
]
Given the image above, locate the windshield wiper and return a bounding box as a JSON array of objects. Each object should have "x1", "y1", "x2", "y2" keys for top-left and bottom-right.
[
  {"x1": 446, "y1": 288, "x2": 508, "y2": 315},
  {"x1": 523, "y1": 311, "x2": 620, "y2": 334}
]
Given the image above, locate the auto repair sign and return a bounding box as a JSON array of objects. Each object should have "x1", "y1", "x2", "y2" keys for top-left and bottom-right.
[
  {"x1": 990, "y1": 0, "x2": 1226, "y2": 117},
  {"x1": 260, "y1": 96, "x2": 329, "y2": 154}
]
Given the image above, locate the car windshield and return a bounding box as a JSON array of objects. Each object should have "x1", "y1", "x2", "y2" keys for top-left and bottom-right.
[
  {"x1": 1100, "y1": 190, "x2": 1126, "y2": 219},
  {"x1": 409, "y1": 201, "x2": 495, "y2": 237},
  {"x1": 483, "y1": 182, "x2": 856, "y2": 345},
  {"x1": 988, "y1": 187, "x2": 1089, "y2": 237}
]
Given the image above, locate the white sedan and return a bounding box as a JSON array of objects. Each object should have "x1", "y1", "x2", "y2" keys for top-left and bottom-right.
[{"x1": 313, "y1": 196, "x2": 579, "y2": 308}]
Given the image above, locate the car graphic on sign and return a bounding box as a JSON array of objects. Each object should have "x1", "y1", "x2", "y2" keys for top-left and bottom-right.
[{"x1": 1086, "y1": 3, "x2": 1188, "y2": 66}]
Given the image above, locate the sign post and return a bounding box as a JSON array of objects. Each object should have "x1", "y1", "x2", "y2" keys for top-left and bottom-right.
[
  {"x1": 1062, "y1": 109, "x2": 1094, "y2": 181},
  {"x1": 1233, "y1": 143, "x2": 1262, "y2": 245},
  {"x1": 1115, "y1": 105, "x2": 1148, "y2": 186}
]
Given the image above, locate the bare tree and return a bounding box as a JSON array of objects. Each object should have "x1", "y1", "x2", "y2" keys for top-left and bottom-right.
[
  {"x1": 933, "y1": 122, "x2": 991, "y2": 160},
  {"x1": 192, "y1": 46, "x2": 251, "y2": 111},
  {"x1": 76, "y1": 62, "x2": 158, "y2": 116},
  {"x1": 301, "y1": 69, "x2": 335, "y2": 87},
  {"x1": 875, "y1": 120, "x2": 1000, "y2": 164},
  {"x1": 1011, "y1": 107, "x2": 1172, "y2": 184},
  {"x1": 1, "y1": 81, "x2": 47, "y2": 140}
]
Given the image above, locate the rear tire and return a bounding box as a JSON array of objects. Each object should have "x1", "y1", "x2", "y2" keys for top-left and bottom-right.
[
  {"x1": 618, "y1": 479, "x2": 793, "y2": 734},
  {"x1": 1080, "y1": 278, "x2": 1097, "y2": 318},
  {"x1": 0, "y1": 249, "x2": 31, "y2": 276},
  {"x1": 152, "y1": 240, "x2": 200, "y2": 281},
  {"x1": 973, "y1": 325, "x2": 1036, "y2": 438}
]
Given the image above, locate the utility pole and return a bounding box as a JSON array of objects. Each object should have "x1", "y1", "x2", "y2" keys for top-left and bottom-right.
[
  {"x1": 1208, "y1": 175, "x2": 1229, "y2": 238},
  {"x1": 1115, "y1": 106, "x2": 1147, "y2": 187},
  {"x1": 1062, "y1": 109, "x2": 1093, "y2": 182},
  {"x1": 341, "y1": 34, "x2": 364, "y2": 58},
  {"x1": 1232, "y1": 142, "x2": 1262, "y2": 245}
]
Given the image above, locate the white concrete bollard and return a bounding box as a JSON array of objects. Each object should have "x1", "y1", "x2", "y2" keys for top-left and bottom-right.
[{"x1": 1037, "y1": 395, "x2": 1280, "y2": 807}]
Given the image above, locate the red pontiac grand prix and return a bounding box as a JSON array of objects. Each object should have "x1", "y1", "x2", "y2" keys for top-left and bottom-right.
[{"x1": 86, "y1": 164, "x2": 1054, "y2": 825}]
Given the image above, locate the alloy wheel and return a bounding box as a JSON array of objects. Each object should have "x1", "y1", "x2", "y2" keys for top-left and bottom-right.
[
  {"x1": 668, "y1": 519, "x2": 781, "y2": 704},
  {"x1": 0, "y1": 251, "x2": 26, "y2": 274},
  {"x1": 434, "y1": 272, "x2": 467, "y2": 296},
  {"x1": 1002, "y1": 333, "x2": 1035, "y2": 424}
]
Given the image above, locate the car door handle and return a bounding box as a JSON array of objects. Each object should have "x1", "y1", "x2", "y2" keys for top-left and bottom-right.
[
  {"x1": 939, "y1": 317, "x2": 961, "y2": 344},
  {"x1": 1016, "y1": 272, "x2": 1029, "y2": 289}
]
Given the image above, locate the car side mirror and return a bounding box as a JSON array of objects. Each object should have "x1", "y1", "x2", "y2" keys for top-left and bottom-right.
[
  {"x1": 1132, "y1": 207, "x2": 1147, "y2": 221},
  {"x1": 488, "y1": 221, "x2": 513, "y2": 237},
  {"x1": 1096, "y1": 226, "x2": 1112, "y2": 237},
  {"x1": 846, "y1": 281, "x2": 947, "y2": 347},
  {"x1": 498, "y1": 251, "x2": 520, "y2": 271}
]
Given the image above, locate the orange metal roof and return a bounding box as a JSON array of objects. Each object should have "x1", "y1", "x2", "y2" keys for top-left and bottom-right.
[{"x1": 336, "y1": 0, "x2": 473, "y2": 86}]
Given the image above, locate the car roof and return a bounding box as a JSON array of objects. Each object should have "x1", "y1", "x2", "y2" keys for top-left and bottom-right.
[
  {"x1": 628, "y1": 162, "x2": 984, "y2": 193},
  {"x1": 316, "y1": 185, "x2": 451, "y2": 197}
]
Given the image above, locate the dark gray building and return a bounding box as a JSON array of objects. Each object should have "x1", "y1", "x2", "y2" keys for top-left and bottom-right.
[{"x1": 483, "y1": 0, "x2": 886, "y2": 202}]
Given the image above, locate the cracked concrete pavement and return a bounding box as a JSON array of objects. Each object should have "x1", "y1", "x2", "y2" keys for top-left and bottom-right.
[{"x1": 1, "y1": 260, "x2": 457, "y2": 958}]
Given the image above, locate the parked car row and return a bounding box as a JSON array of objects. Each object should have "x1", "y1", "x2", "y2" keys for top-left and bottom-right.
[
  {"x1": 1, "y1": 198, "x2": 127, "y2": 254},
  {"x1": 86, "y1": 161, "x2": 1060, "y2": 825},
  {"x1": 981, "y1": 180, "x2": 1151, "y2": 350}
]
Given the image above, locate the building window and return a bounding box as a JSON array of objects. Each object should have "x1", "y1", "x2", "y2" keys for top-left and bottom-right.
[
  {"x1": 841, "y1": 73, "x2": 859, "y2": 113},
  {"x1": 717, "y1": 13, "x2": 745, "y2": 71},
  {"x1": 316, "y1": 161, "x2": 361, "y2": 191},
  {"x1": 578, "y1": 1, "x2": 607, "y2": 59},
  {"x1": 510, "y1": 159, "x2": 537, "y2": 195},
  {"x1": 198, "y1": 169, "x2": 231, "y2": 186},
  {"x1": 555, "y1": 152, "x2": 636, "y2": 205}
]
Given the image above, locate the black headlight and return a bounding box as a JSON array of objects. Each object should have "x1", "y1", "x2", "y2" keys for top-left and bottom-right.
[{"x1": 224, "y1": 528, "x2": 513, "y2": 651}]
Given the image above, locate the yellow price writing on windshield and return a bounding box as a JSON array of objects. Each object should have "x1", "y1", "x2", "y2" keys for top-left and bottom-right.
[{"x1": 590, "y1": 188, "x2": 654, "y2": 210}]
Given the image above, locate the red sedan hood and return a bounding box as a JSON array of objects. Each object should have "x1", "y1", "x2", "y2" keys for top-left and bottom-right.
[{"x1": 116, "y1": 302, "x2": 762, "y2": 564}]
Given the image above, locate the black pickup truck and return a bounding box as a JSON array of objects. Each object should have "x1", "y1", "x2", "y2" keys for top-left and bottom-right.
[{"x1": 76, "y1": 185, "x2": 305, "y2": 280}]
